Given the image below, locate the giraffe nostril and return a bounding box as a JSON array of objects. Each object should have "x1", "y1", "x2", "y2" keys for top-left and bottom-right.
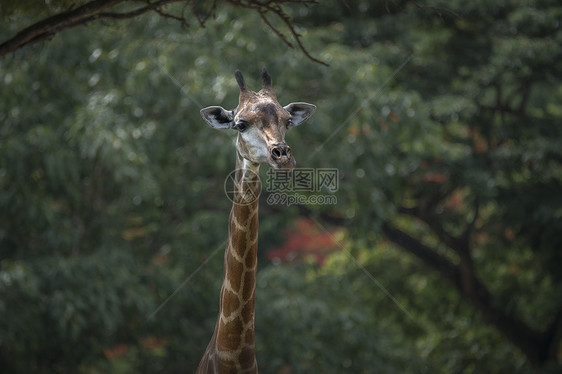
[{"x1": 271, "y1": 144, "x2": 291, "y2": 159}]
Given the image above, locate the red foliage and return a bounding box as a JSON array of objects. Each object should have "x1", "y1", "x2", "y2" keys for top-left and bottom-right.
[
  {"x1": 139, "y1": 336, "x2": 169, "y2": 351},
  {"x1": 442, "y1": 188, "x2": 465, "y2": 210},
  {"x1": 423, "y1": 172, "x2": 448, "y2": 183},
  {"x1": 266, "y1": 218, "x2": 340, "y2": 265},
  {"x1": 103, "y1": 344, "x2": 129, "y2": 360}
]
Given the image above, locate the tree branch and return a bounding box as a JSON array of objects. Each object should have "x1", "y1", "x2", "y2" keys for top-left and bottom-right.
[
  {"x1": 0, "y1": 0, "x2": 124, "y2": 57},
  {"x1": 398, "y1": 200, "x2": 469, "y2": 256},
  {"x1": 294, "y1": 203, "x2": 561, "y2": 367},
  {"x1": 381, "y1": 223, "x2": 461, "y2": 284},
  {"x1": 544, "y1": 308, "x2": 562, "y2": 363},
  {"x1": 413, "y1": 1, "x2": 461, "y2": 20},
  {"x1": 0, "y1": 0, "x2": 326, "y2": 65},
  {"x1": 226, "y1": 0, "x2": 327, "y2": 65},
  {"x1": 381, "y1": 223, "x2": 549, "y2": 367}
]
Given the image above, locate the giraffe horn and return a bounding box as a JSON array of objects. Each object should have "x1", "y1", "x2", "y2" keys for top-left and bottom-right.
[
  {"x1": 261, "y1": 67, "x2": 272, "y2": 90},
  {"x1": 234, "y1": 70, "x2": 246, "y2": 91}
]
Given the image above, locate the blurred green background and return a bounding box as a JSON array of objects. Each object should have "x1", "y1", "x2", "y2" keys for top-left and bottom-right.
[{"x1": 1, "y1": 1, "x2": 561, "y2": 373}]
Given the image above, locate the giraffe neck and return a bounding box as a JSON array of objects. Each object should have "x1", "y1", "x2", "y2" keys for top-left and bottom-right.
[{"x1": 197, "y1": 151, "x2": 260, "y2": 374}]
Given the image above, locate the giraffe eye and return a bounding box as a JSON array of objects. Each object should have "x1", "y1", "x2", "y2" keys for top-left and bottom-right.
[{"x1": 234, "y1": 121, "x2": 248, "y2": 132}]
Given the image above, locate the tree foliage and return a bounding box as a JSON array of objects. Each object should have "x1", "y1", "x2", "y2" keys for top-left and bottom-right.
[
  {"x1": 0, "y1": 0, "x2": 322, "y2": 63},
  {"x1": 1, "y1": 0, "x2": 561, "y2": 373}
]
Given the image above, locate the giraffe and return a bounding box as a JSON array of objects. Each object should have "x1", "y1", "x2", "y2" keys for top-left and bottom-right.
[{"x1": 196, "y1": 68, "x2": 316, "y2": 373}]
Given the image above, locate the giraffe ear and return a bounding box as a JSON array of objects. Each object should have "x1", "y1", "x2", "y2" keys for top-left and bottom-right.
[
  {"x1": 200, "y1": 106, "x2": 234, "y2": 130},
  {"x1": 284, "y1": 102, "x2": 316, "y2": 127}
]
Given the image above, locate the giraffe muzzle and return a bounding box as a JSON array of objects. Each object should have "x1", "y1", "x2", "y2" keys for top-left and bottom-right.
[{"x1": 269, "y1": 143, "x2": 295, "y2": 169}]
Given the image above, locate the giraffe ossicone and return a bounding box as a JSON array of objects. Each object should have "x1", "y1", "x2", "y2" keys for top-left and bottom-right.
[
  {"x1": 196, "y1": 69, "x2": 316, "y2": 373},
  {"x1": 200, "y1": 68, "x2": 316, "y2": 170}
]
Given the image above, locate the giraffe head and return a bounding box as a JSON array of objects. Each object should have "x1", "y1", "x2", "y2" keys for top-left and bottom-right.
[{"x1": 200, "y1": 68, "x2": 316, "y2": 170}]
